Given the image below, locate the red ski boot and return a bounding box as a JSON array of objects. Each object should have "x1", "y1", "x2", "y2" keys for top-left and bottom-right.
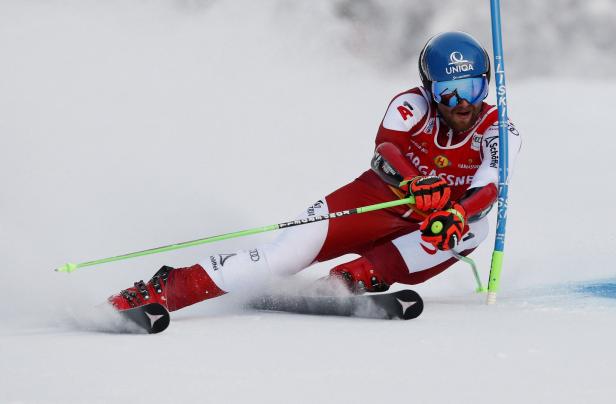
[
  {"x1": 327, "y1": 257, "x2": 390, "y2": 294},
  {"x1": 108, "y1": 264, "x2": 226, "y2": 312}
]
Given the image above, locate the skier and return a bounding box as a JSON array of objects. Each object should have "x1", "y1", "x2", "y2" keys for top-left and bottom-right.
[{"x1": 109, "y1": 31, "x2": 521, "y2": 312}]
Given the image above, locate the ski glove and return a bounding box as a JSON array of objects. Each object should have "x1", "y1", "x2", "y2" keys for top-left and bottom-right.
[
  {"x1": 400, "y1": 175, "x2": 450, "y2": 211},
  {"x1": 420, "y1": 203, "x2": 467, "y2": 251}
]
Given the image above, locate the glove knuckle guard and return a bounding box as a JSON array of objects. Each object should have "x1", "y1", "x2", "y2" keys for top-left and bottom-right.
[
  {"x1": 420, "y1": 203, "x2": 466, "y2": 251},
  {"x1": 407, "y1": 176, "x2": 451, "y2": 211}
]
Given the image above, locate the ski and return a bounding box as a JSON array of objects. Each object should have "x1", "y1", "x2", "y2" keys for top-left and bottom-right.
[
  {"x1": 117, "y1": 303, "x2": 170, "y2": 334},
  {"x1": 111, "y1": 290, "x2": 421, "y2": 334},
  {"x1": 251, "y1": 289, "x2": 423, "y2": 320}
]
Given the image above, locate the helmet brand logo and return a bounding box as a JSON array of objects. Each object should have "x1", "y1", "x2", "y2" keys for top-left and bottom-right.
[
  {"x1": 446, "y1": 51, "x2": 474, "y2": 76},
  {"x1": 448, "y1": 51, "x2": 469, "y2": 65},
  {"x1": 445, "y1": 64, "x2": 474, "y2": 75}
]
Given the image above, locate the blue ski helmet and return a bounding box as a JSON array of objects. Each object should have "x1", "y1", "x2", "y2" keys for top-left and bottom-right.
[{"x1": 419, "y1": 31, "x2": 491, "y2": 93}]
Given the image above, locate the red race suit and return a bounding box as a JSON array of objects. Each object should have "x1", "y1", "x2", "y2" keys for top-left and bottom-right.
[
  {"x1": 197, "y1": 86, "x2": 521, "y2": 294},
  {"x1": 109, "y1": 86, "x2": 521, "y2": 312}
]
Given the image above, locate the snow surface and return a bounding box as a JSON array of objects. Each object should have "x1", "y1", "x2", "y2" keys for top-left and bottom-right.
[{"x1": 1, "y1": 1, "x2": 616, "y2": 403}]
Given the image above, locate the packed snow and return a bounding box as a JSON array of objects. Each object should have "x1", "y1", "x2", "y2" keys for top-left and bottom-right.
[{"x1": 1, "y1": 1, "x2": 615, "y2": 403}]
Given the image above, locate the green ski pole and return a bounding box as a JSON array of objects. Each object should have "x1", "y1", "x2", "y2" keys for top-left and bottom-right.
[
  {"x1": 427, "y1": 219, "x2": 485, "y2": 293},
  {"x1": 450, "y1": 250, "x2": 486, "y2": 293},
  {"x1": 55, "y1": 197, "x2": 416, "y2": 273}
]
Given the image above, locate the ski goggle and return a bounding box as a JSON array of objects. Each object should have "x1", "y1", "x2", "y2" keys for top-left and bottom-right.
[{"x1": 431, "y1": 76, "x2": 489, "y2": 107}]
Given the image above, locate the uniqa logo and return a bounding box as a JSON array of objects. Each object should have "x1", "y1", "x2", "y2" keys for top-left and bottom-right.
[
  {"x1": 446, "y1": 51, "x2": 474, "y2": 75},
  {"x1": 448, "y1": 51, "x2": 469, "y2": 65}
]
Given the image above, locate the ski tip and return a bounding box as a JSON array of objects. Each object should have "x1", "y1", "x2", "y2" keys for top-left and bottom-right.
[
  {"x1": 55, "y1": 262, "x2": 78, "y2": 273},
  {"x1": 392, "y1": 289, "x2": 424, "y2": 320},
  {"x1": 118, "y1": 303, "x2": 171, "y2": 334}
]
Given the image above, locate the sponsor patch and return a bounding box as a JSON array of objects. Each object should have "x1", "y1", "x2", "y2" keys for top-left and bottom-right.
[
  {"x1": 306, "y1": 200, "x2": 324, "y2": 216},
  {"x1": 410, "y1": 140, "x2": 429, "y2": 154},
  {"x1": 397, "y1": 105, "x2": 413, "y2": 121},
  {"x1": 249, "y1": 249, "x2": 260, "y2": 262},
  {"x1": 219, "y1": 253, "x2": 236, "y2": 266},
  {"x1": 434, "y1": 155, "x2": 450, "y2": 168},
  {"x1": 471, "y1": 133, "x2": 482, "y2": 151},
  {"x1": 406, "y1": 151, "x2": 474, "y2": 186},
  {"x1": 458, "y1": 163, "x2": 481, "y2": 169},
  {"x1": 484, "y1": 135, "x2": 499, "y2": 168},
  {"x1": 508, "y1": 121, "x2": 519, "y2": 136},
  {"x1": 446, "y1": 51, "x2": 475, "y2": 77},
  {"x1": 423, "y1": 118, "x2": 435, "y2": 134},
  {"x1": 210, "y1": 256, "x2": 219, "y2": 271}
]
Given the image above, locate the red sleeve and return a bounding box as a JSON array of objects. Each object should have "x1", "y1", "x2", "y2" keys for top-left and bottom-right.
[
  {"x1": 371, "y1": 142, "x2": 420, "y2": 187},
  {"x1": 371, "y1": 88, "x2": 430, "y2": 186},
  {"x1": 458, "y1": 183, "x2": 497, "y2": 222},
  {"x1": 372, "y1": 117, "x2": 424, "y2": 187},
  {"x1": 375, "y1": 125, "x2": 411, "y2": 153}
]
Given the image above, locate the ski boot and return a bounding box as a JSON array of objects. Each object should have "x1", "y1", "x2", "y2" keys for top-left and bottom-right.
[
  {"x1": 108, "y1": 264, "x2": 225, "y2": 312},
  {"x1": 326, "y1": 257, "x2": 390, "y2": 294}
]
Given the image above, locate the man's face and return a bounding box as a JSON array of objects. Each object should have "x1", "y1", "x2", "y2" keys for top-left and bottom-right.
[{"x1": 436, "y1": 99, "x2": 482, "y2": 133}]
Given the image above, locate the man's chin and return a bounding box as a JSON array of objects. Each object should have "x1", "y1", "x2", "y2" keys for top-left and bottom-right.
[{"x1": 451, "y1": 117, "x2": 473, "y2": 132}]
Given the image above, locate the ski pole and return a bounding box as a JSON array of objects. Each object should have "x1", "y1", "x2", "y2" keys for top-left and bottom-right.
[
  {"x1": 487, "y1": 0, "x2": 512, "y2": 305},
  {"x1": 427, "y1": 220, "x2": 485, "y2": 293},
  {"x1": 450, "y1": 250, "x2": 486, "y2": 293},
  {"x1": 55, "y1": 197, "x2": 418, "y2": 273}
]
